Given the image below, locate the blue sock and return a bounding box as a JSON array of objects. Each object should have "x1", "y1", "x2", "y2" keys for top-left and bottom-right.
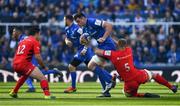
[
  {"x1": 98, "y1": 75, "x2": 106, "y2": 90},
  {"x1": 70, "y1": 71, "x2": 77, "y2": 88},
  {"x1": 41, "y1": 69, "x2": 57, "y2": 75},
  {"x1": 94, "y1": 66, "x2": 111, "y2": 83},
  {"x1": 26, "y1": 77, "x2": 35, "y2": 89},
  {"x1": 103, "y1": 69, "x2": 112, "y2": 79}
]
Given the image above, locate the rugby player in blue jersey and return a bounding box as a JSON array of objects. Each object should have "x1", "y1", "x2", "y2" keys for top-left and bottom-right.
[
  {"x1": 12, "y1": 27, "x2": 62, "y2": 92},
  {"x1": 74, "y1": 13, "x2": 117, "y2": 95},
  {"x1": 64, "y1": 15, "x2": 116, "y2": 97}
]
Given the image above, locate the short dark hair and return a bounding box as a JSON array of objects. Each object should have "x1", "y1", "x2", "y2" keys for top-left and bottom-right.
[
  {"x1": 118, "y1": 38, "x2": 127, "y2": 47},
  {"x1": 29, "y1": 27, "x2": 40, "y2": 35},
  {"x1": 65, "y1": 15, "x2": 74, "y2": 21},
  {"x1": 73, "y1": 13, "x2": 86, "y2": 20}
]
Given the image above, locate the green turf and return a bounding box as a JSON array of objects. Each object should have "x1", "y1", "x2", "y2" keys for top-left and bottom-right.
[{"x1": 0, "y1": 82, "x2": 179, "y2": 106}]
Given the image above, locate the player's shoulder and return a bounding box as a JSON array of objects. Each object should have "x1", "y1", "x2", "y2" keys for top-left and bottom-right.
[
  {"x1": 27, "y1": 36, "x2": 35, "y2": 41},
  {"x1": 88, "y1": 18, "x2": 103, "y2": 26},
  {"x1": 87, "y1": 18, "x2": 96, "y2": 23},
  {"x1": 27, "y1": 36, "x2": 39, "y2": 44},
  {"x1": 126, "y1": 47, "x2": 132, "y2": 52}
]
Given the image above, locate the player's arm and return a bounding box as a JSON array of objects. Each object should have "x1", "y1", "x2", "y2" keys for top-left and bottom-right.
[
  {"x1": 98, "y1": 21, "x2": 113, "y2": 43},
  {"x1": 94, "y1": 48, "x2": 104, "y2": 56},
  {"x1": 80, "y1": 33, "x2": 91, "y2": 46},
  {"x1": 65, "y1": 37, "x2": 72, "y2": 47},
  {"x1": 34, "y1": 54, "x2": 47, "y2": 69},
  {"x1": 34, "y1": 41, "x2": 48, "y2": 70},
  {"x1": 94, "y1": 48, "x2": 112, "y2": 59},
  {"x1": 102, "y1": 21, "x2": 113, "y2": 39}
]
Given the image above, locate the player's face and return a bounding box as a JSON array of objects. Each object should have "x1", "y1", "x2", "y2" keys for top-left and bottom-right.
[
  {"x1": 64, "y1": 17, "x2": 68, "y2": 26},
  {"x1": 12, "y1": 28, "x2": 18, "y2": 40},
  {"x1": 64, "y1": 18, "x2": 71, "y2": 26},
  {"x1": 75, "y1": 17, "x2": 86, "y2": 27}
]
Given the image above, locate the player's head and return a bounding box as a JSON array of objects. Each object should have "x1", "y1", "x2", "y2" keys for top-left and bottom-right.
[
  {"x1": 29, "y1": 27, "x2": 40, "y2": 40},
  {"x1": 117, "y1": 38, "x2": 127, "y2": 49},
  {"x1": 74, "y1": 13, "x2": 87, "y2": 27},
  {"x1": 64, "y1": 15, "x2": 74, "y2": 26},
  {"x1": 12, "y1": 27, "x2": 22, "y2": 40}
]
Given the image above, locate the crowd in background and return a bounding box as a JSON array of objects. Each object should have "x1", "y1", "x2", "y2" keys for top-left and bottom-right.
[
  {"x1": 0, "y1": 0, "x2": 179, "y2": 23},
  {"x1": 0, "y1": 0, "x2": 180, "y2": 69}
]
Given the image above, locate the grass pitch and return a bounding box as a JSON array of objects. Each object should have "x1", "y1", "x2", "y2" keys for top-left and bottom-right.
[{"x1": 0, "y1": 82, "x2": 179, "y2": 106}]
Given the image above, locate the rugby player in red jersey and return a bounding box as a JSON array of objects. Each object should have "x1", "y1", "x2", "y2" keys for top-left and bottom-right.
[
  {"x1": 9, "y1": 27, "x2": 55, "y2": 99},
  {"x1": 95, "y1": 38, "x2": 178, "y2": 97}
]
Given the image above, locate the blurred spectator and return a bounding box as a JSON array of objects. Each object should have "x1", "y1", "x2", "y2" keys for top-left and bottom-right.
[
  {"x1": 164, "y1": 11, "x2": 174, "y2": 22},
  {"x1": 142, "y1": 47, "x2": 155, "y2": 63},
  {"x1": 134, "y1": 13, "x2": 144, "y2": 22},
  {"x1": 157, "y1": 46, "x2": 167, "y2": 63},
  {"x1": 147, "y1": 13, "x2": 156, "y2": 23},
  {"x1": 157, "y1": 26, "x2": 166, "y2": 41},
  {"x1": 150, "y1": 40, "x2": 158, "y2": 58},
  {"x1": 127, "y1": 0, "x2": 139, "y2": 11},
  {"x1": 167, "y1": 44, "x2": 180, "y2": 64}
]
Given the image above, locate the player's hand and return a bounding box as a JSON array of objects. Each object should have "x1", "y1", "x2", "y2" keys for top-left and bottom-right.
[
  {"x1": 80, "y1": 48, "x2": 87, "y2": 55},
  {"x1": 66, "y1": 40, "x2": 72, "y2": 47},
  {"x1": 80, "y1": 33, "x2": 90, "y2": 45},
  {"x1": 97, "y1": 37, "x2": 106, "y2": 43},
  {"x1": 80, "y1": 35, "x2": 87, "y2": 45}
]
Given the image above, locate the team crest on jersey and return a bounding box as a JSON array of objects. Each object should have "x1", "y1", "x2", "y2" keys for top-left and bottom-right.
[
  {"x1": 104, "y1": 50, "x2": 111, "y2": 56},
  {"x1": 95, "y1": 19, "x2": 102, "y2": 26},
  {"x1": 77, "y1": 28, "x2": 83, "y2": 34}
]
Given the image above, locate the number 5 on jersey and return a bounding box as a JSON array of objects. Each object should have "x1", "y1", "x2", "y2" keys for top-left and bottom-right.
[
  {"x1": 125, "y1": 63, "x2": 130, "y2": 72},
  {"x1": 17, "y1": 45, "x2": 26, "y2": 55}
]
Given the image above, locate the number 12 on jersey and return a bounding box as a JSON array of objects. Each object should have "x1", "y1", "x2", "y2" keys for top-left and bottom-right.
[{"x1": 17, "y1": 45, "x2": 26, "y2": 55}]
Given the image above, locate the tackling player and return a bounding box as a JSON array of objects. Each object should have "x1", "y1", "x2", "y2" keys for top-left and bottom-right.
[
  {"x1": 95, "y1": 38, "x2": 178, "y2": 97},
  {"x1": 12, "y1": 27, "x2": 62, "y2": 92},
  {"x1": 74, "y1": 13, "x2": 117, "y2": 94},
  {"x1": 9, "y1": 27, "x2": 55, "y2": 99},
  {"x1": 64, "y1": 15, "x2": 116, "y2": 97}
]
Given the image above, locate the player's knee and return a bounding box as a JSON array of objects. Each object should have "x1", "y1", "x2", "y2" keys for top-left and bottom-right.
[
  {"x1": 124, "y1": 92, "x2": 132, "y2": 97},
  {"x1": 91, "y1": 55, "x2": 104, "y2": 65},
  {"x1": 122, "y1": 89, "x2": 132, "y2": 97},
  {"x1": 152, "y1": 73, "x2": 160, "y2": 79},
  {"x1": 87, "y1": 60, "x2": 96, "y2": 70},
  {"x1": 68, "y1": 64, "x2": 76, "y2": 72},
  {"x1": 144, "y1": 69, "x2": 153, "y2": 81},
  {"x1": 88, "y1": 55, "x2": 104, "y2": 70}
]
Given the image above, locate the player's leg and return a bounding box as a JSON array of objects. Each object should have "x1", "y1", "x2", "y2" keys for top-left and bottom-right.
[
  {"x1": 64, "y1": 57, "x2": 81, "y2": 93},
  {"x1": 123, "y1": 81, "x2": 140, "y2": 97},
  {"x1": 10, "y1": 63, "x2": 32, "y2": 98},
  {"x1": 25, "y1": 77, "x2": 36, "y2": 92},
  {"x1": 9, "y1": 75, "x2": 29, "y2": 98},
  {"x1": 64, "y1": 64, "x2": 77, "y2": 93},
  {"x1": 123, "y1": 74, "x2": 160, "y2": 98},
  {"x1": 123, "y1": 81, "x2": 159, "y2": 98},
  {"x1": 29, "y1": 67, "x2": 55, "y2": 99},
  {"x1": 144, "y1": 69, "x2": 178, "y2": 93},
  {"x1": 88, "y1": 55, "x2": 115, "y2": 94}
]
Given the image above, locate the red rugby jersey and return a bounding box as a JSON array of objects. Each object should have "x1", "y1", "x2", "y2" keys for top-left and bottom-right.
[
  {"x1": 13, "y1": 36, "x2": 41, "y2": 64},
  {"x1": 103, "y1": 47, "x2": 139, "y2": 81}
]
